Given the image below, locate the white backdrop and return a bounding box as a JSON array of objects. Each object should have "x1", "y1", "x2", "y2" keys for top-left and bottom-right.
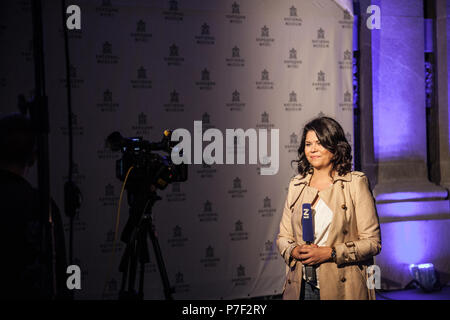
[{"x1": 0, "y1": 0, "x2": 353, "y2": 299}]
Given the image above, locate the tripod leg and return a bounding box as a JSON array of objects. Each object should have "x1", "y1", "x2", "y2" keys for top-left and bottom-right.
[
  {"x1": 137, "y1": 228, "x2": 149, "y2": 299},
  {"x1": 148, "y1": 221, "x2": 173, "y2": 300},
  {"x1": 138, "y1": 262, "x2": 145, "y2": 300},
  {"x1": 127, "y1": 241, "x2": 138, "y2": 296}
]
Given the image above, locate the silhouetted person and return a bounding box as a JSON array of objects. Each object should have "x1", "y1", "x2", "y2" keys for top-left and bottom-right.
[{"x1": 0, "y1": 113, "x2": 69, "y2": 299}]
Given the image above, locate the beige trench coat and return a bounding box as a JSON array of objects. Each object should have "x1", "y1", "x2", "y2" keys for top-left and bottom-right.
[{"x1": 276, "y1": 171, "x2": 381, "y2": 300}]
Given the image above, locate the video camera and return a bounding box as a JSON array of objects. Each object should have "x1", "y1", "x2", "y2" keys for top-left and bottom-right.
[{"x1": 106, "y1": 130, "x2": 187, "y2": 189}]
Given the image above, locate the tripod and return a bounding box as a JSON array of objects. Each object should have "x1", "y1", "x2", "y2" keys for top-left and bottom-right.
[{"x1": 118, "y1": 184, "x2": 173, "y2": 300}]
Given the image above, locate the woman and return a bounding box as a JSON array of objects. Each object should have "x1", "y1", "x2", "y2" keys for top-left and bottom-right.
[{"x1": 276, "y1": 116, "x2": 381, "y2": 300}]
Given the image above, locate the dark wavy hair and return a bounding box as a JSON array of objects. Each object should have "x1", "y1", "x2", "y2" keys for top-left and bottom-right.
[{"x1": 292, "y1": 116, "x2": 352, "y2": 178}]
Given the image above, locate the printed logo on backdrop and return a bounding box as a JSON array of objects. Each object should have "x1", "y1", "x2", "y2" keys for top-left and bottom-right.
[
  {"x1": 164, "y1": 90, "x2": 185, "y2": 112},
  {"x1": 258, "y1": 196, "x2": 276, "y2": 218},
  {"x1": 131, "y1": 20, "x2": 152, "y2": 42},
  {"x1": 312, "y1": 28, "x2": 330, "y2": 48},
  {"x1": 174, "y1": 272, "x2": 190, "y2": 293},
  {"x1": 339, "y1": 10, "x2": 353, "y2": 28},
  {"x1": 96, "y1": 0, "x2": 119, "y2": 17},
  {"x1": 99, "y1": 183, "x2": 120, "y2": 206},
  {"x1": 130, "y1": 66, "x2": 152, "y2": 89},
  {"x1": 96, "y1": 41, "x2": 119, "y2": 64},
  {"x1": 339, "y1": 90, "x2": 353, "y2": 111},
  {"x1": 312, "y1": 71, "x2": 330, "y2": 91},
  {"x1": 200, "y1": 245, "x2": 220, "y2": 268},
  {"x1": 232, "y1": 264, "x2": 251, "y2": 287},
  {"x1": 228, "y1": 177, "x2": 247, "y2": 198},
  {"x1": 345, "y1": 132, "x2": 352, "y2": 144},
  {"x1": 284, "y1": 91, "x2": 302, "y2": 111},
  {"x1": 284, "y1": 48, "x2": 302, "y2": 69},
  {"x1": 60, "y1": 112, "x2": 84, "y2": 136},
  {"x1": 226, "y1": 2, "x2": 246, "y2": 24},
  {"x1": 196, "y1": 68, "x2": 216, "y2": 90},
  {"x1": 60, "y1": 64, "x2": 84, "y2": 89},
  {"x1": 196, "y1": 163, "x2": 217, "y2": 178},
  {"x1": 97, "y1": 89, "x2": 119, "y2": 112},
  {"x1": 256, "y1": 112, "x2": 275, "y2": 129},
  {"x1": 144, "y1": 259, "x2": 157, "y2": 274},
  {"x1": 201, "y1": 112, "x2": 216, "y2": 131},
  {"x1": 62, "y1": 163, "x2": 85, "y2": 186},
  {"x1": 164, "y1": 0, "x2": 184, "y2": 21},
  {"x1": 63, "y1": 212, "x2": 87, "y2": 233},
  {"x1": 97, "y1": 138, "x2": 121, "y2": 160},
  {"x1": 339, "y1": 49, "x2": 353, "y2": 69},
  {"x1": 59, "y1": 24, "x2": 82, "y2": 39},
  {"x1": 19, "y1": 0, "x2": 31, "y2": 12},
  {"x1": 168, "y1": 225, "x2": 188, "y2": 247},
  {"x1": 166, "y1": 182, "x2": 186, "y2": 202},
  {"x1": 195, "y1": 23, "x2": 215, "y2": 45},
  {"x1": 284, "y1": 6, "x2": 302, "y2": 26},
  {"x1": 284, "y1": 132, "x2": 300, "y2": 153},
  {"x1": 100, "y1": 229, "x2": 124, "y2": 254},
  {"x1": 226, "y1": 46, "x2": 245, "y2": 67},
  {"x1": 256, "y1": 69, "x2": 274, "y2": 90},
  {"x1": 198, "y1": 200, "x2": 219, "y2": 222},
  {"x1": 102, "y1": 278, "x2": 118, "y2": 299},
  {"x1": 164, "y1": 44, "x2": 184, "y2": 66},
  {"x1": 226, "y1": 90, "x2": 245, "y2": 111},
  {"x1": 256, "y1": 25, "x2": 275, "y2": 47},
  {"x1": 132, "y1": 113, "x2": 153, "y2": 136},
  {"x1": 260, "y1": 240, "x2": 278, "y2": 261},
  {"x1": 20, "y1": 40, "x2": 33, "y2": 62},
  {"x1": 229, "y1": 220, "x2": 249, "y2": 241}
]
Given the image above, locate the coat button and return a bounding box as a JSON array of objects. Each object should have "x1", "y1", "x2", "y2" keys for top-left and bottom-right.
[
  {"x1": 288, "y1": 280, "x2": 291, "y2": 284},
  {"x1": 341, "y1": 204, "x2": 347, "y2": 210},
  {"x1": 341, "y1": 277, "x2": 346, "y2": 283},
  {"x1": 343, "y1": 230, "x2": 348, "y2": 235}
]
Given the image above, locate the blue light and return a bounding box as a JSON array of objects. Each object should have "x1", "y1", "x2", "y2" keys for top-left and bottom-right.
[
  {"x1": 418, "y1": 263, "x2": 433, "y2": 269},
  {"x1": 408, "y1": 263, "x2": 438, "y2": 292}
]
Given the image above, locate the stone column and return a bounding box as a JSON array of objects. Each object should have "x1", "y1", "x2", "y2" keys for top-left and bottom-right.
[
  {"x1": 370, "y1": 0, "x2": 447, "y2": 201},
  {"x1": 359, "y1": 0, "x2": 450, "y2": 290}
]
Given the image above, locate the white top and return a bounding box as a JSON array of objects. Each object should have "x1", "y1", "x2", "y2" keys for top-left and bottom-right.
[{"x1": 302, "y1": 197, "x2": 334, "y2": 289}]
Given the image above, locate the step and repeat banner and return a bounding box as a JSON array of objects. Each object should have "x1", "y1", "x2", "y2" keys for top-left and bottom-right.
[{"x1": 0, "y1": 0, "x2": 353, "y2": 299}]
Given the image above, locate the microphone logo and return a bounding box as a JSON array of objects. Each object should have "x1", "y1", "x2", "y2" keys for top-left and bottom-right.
[{"x1": 302, "y1": 207, "x2": 310, "y2": 219}]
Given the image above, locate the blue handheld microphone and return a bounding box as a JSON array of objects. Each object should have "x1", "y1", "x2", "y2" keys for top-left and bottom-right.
[
  {"x1": 302, "y1": 203, "x2": 314, "y2": 244},
  {"x1": 301, "y1": 203, "x2": 317, "y2": 285}
]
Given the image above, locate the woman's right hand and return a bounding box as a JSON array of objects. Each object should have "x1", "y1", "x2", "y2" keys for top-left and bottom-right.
[{"x1": 290, "y1": 243, "x2": 319, "y2": 260}]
